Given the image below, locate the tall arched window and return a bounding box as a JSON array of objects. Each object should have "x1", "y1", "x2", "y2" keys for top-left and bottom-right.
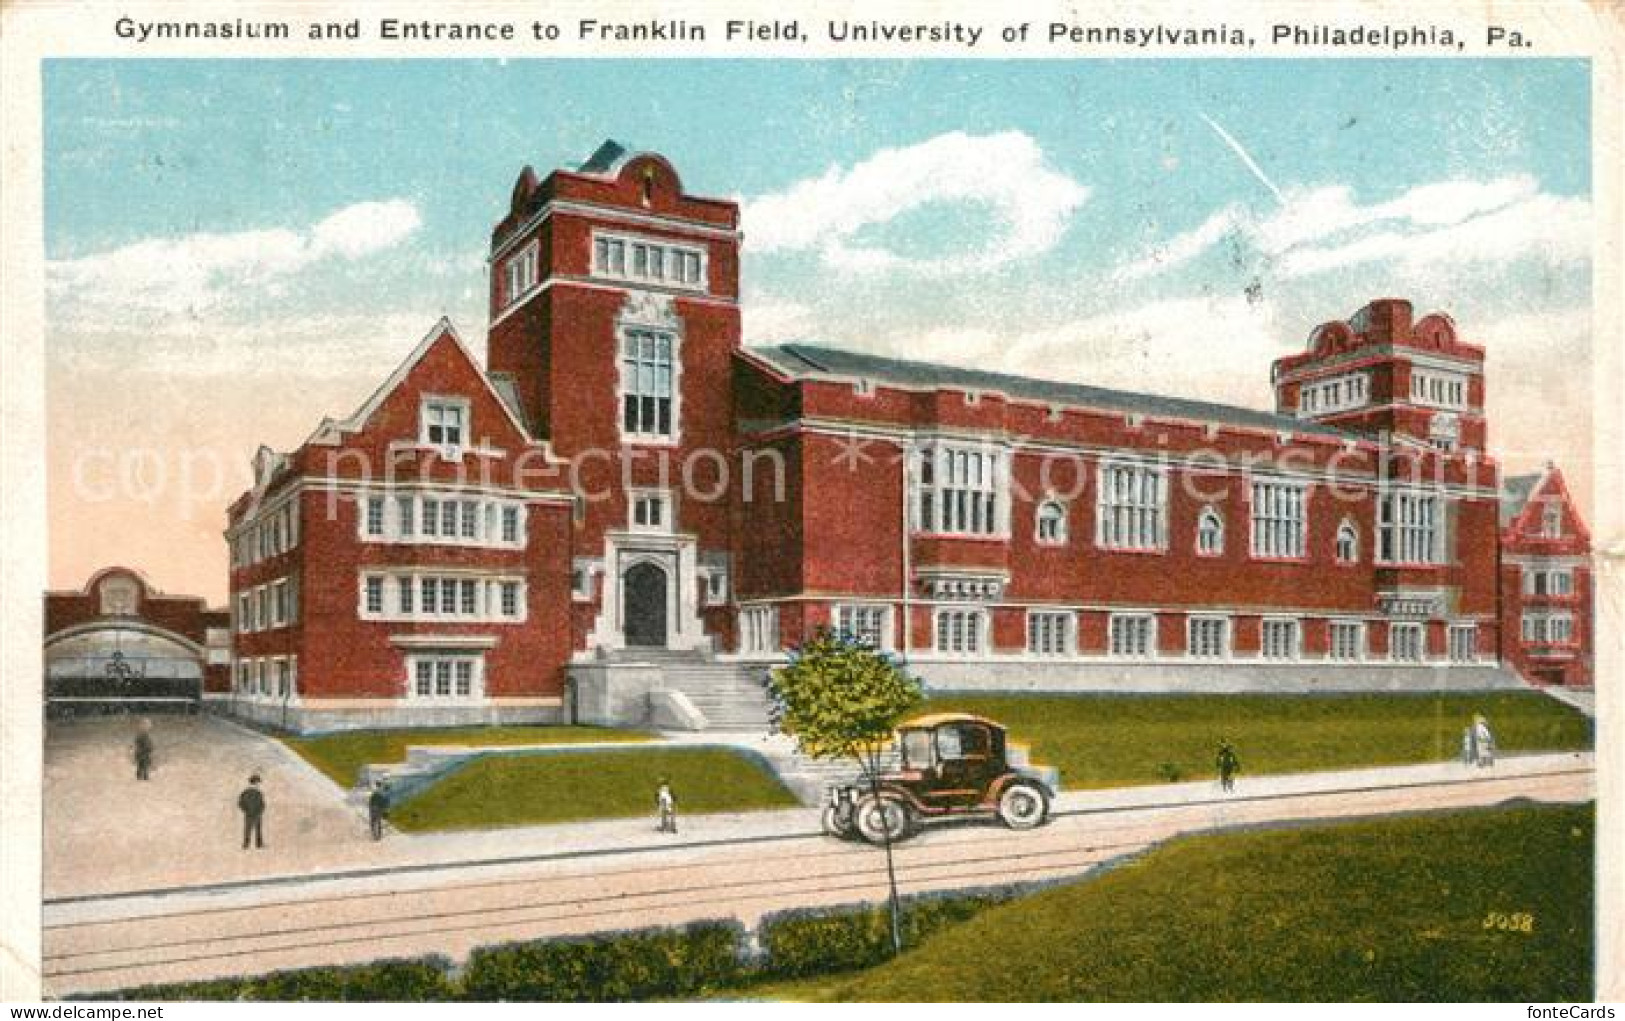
[
  {"x1": 1196, "y1": 506, "x2": 1224, "y2": 556},
  {"x1": 1036, "y1": 500, "x2": 1068, "y2": 544},
  {"x1": 1335, "y1": 519, "x2": 1359, "y2": 563}
]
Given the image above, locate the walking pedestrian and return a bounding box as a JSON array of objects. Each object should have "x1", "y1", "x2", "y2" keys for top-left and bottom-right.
[
  {"x1": 368, "y1": 780, "x2": 390, "y2": 841},
  {"x1": 1216, "y1": 739, "x2": 1241, "y2": 793},
  {"x1": 1473, "y1": 714, "x2": 1497, "y2": 768},
  {"x1": 238, "y1": 774, "x2": 266, "y2": 850},
  {"x1": 656, "y1": 778, "x2": 677, "y2": 834},
  {"x1": 133, "y1": 719, "x2": 154, "y2": 781}
]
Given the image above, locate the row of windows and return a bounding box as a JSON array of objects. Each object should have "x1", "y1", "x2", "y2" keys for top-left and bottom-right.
[
  {"x1": 235, "y1": 656, "x2": 297, "y2": 699},
  {"x1": 410, "y1": 654, "x2": 484, "y2": 701},
  {"x1": 1410, "y1": 368, "x2": 1469, "y2": 410},
  {"x1": 236, "y1": 577, "x2": 297, "y2": 633},
  {"x1": 1036, "y1": 497, "x2": 1366, "y2": 565},
  {"x1": 1298, "y1": 372, "x2": 1370, "y2": 416},
  {"x1": 1523, "y1": 568, "x2": 1576, "y2": 597},
  {"x1": 807, "y1": 602, "x2": 1480, "y2": 663},
  {"x1": 359, "y1": 573, "x2": 526, "y2": 622},
  {"x1": 594, "y1": 235, "x2": 705, "y2": 289},
  {"x1": 502, "y1": 241, "x2": 540, "y2": 308},
  {"x1": 230, "y1": 502, "x2": 299, "y2": 568},
  {"x1": 360, "y1": 493, "x2": 527, "y2": 548},
  {"x1": 1521, "y1": 612, "x2": 1576, "y2": 645}
]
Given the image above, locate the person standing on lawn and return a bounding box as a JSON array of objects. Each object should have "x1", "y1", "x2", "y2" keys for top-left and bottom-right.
[
  {"x1": 238, "y1": 774, "x2": 266, "y2": 849},
  {"x1": 1472, "y1": 714, "x2": 1497, "y2": 768},
  {"x1": 132, "y1": 719, "x2": 154, "y2": 781},
  {"x1": 656, "y1": 778, "x2": 677, "y2": 834},
  {"x1": 368, "y1": 780, "x2": 390, "y2": 841},
  {"x1": 1216, "y1": 739, "x2": 1241, "y2": 793}
]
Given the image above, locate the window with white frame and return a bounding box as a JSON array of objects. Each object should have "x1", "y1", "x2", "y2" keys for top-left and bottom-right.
[
  {"x1": 1250, "y1": 481, "x2": 1307, "y2": 559},
  {"x1": 914, "y1": 444, "x2": 1006, "y2": 537},
  {"x1": 1035, "y1": 501, "x2": 1068, "y2": 544},
  {"x1": 835, "y1": 604, "x2": 890, "y2": 649},
  {"x1": 740, "y1": 605, "x2": 780, "y2": 655},
  {"x1": 1096, "y1": 463, "x2": 1167, "y2": 551},
  {"x1": 1261, "y1": 619, "x2": 1300, "y2": 659},
  {"x1": 408, "y1": 654, "x2": 483, "y2": 701},
  {"x1": 1409, "y1": 368, "x2": 1468, "y2": 410},
  {"x1": 935, "y1": 609, "x2": 986, "y2": 655},
  {"x1": 1521, "y1": 612, "x2": 1575, "y2": 644},
  {"x1": 594, "y1": 233, "x2": 705, "y2": 290},
  {"x1": 364, "y1": 576, "x2": 385, "y2": 615},
  {"x1": 271, "y1": 580, "x2": 289, "y2": 627},
  {"x1": 1389, "y1": 622, "x2": 1426, "y2": 662},
  {"x1": 365, "y1": 497, "x2": 386, "y2": 537},
  {"x1": 503, "y1": 240, "x2": 539, "y2": 307},
  {"x1": 630, "y1": 491, "x2": 671, "y2": 532},
  {"x1": 237, "y1": 593, "x2": 252, "y2": 633},
  {"x1": 1298, "y1": 371, "x2": 1370, "y2": 417},
  {"x1": 360, "y1": 493, "x2": 527, "y2": 548},
  {"x1": 1378, "y1": 491, "x2": 1443, "y2": 565},
  {"x1": 1448, "y1": 625, "x2": 1478, "y2": 663},
  {"x1": 703, "y1": 569, "x2": 729, "y2": 607},
  {"x1": 571, "y1": 560, "x2": 598, "y2": 602},
  {"x1": 621, "y1": 329, "x2": 676, "y2": 439},
  {"x1": 1329, "y1": 621, "x2": 1365, "y2": 661},
  {"x1": 1335, "y1": 520, "x2": 1359, "y2": 563},
  {"x1": 1196, "y1": 506, "x2": 1224, "y2": 556},
  {"x1": 1027, "y1": 611, "x2": 1074, "y2": 656},
  {"x1": 421, "y1": 398, "x2": 467, "y2": 452},
  {"x1": 360, "y1": 572, "x2": 525, "y2": 622},
  {"x1": 1525, "y1": 568, "x2": 1575, "y2": 597},
  {"x1": 1541, "y1": 503, "x2": 1563, "y2": 538},
  {"x1": 1187, "y1": 616, "x2": 1230, "y2": 658},
  {"x1": 1109, "y1": 614, "x2": 1155, "y2": 658}
]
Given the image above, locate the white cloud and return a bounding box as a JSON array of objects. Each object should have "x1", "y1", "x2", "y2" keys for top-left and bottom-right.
[
  {"x1": 47, "y1": 198, "x2": 422, "y2": 328},
  {"x1": 742, "y1": 293, "x2": 817, "y2": 345},
  {"x1": 1118, "y1": 175, "x2": 1585, "y2": 283},
  {"x1": 742, "y1": 131, "x2": 1089, "y2": 276}
]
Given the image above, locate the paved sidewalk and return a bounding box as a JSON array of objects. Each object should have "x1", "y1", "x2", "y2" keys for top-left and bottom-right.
[{"x1": 44, "y1": 709, "x2": 1592, "y2": 902}]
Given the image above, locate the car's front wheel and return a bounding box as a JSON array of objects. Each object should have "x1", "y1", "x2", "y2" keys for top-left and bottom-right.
[
  {"x1": 855, "y1": 795, "x2": 916, "y2": 845},
  {"x1": 822, "y1": 802, "x2": 859, "y2": 840},
  {"x1": 997, "y1": 780, "x2": 1050, "y2": 829}
]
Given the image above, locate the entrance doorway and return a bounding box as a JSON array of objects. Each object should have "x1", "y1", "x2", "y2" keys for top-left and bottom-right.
[{"x1": 623, "y1": 562, "x2": 669, "y2": 647}]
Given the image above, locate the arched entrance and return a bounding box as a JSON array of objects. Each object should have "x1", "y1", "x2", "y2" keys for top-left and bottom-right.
[{"x1": 622, "y1": 561, "x2": 669, "y2": 648}]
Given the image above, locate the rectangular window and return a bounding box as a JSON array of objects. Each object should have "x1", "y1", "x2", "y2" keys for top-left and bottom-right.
[
  {"x1": 1028, "y1": 611, "x2": 1074, "y2": 656},
  {"x1": 1329, "y1": 621, "x2": 1366, "y2": 661},
  {"x1": 440, "y1": 500, "x2": 458, "y2": 537},
  {"x1": 1261, "y1": 619, "x2": 1300, "y2": 660},
  {"x1": 271, "y1": 580, "x2": 288, "y2": 627},
  {"x1": 409, "y1": 655, "x2": 482, "y2": 701},
  {"x1": 835, "y1": 604, "x2": 890, "y2": 649},
  {"x1": 364, "y1": 576, "x2": 384, "y2": 615},
  {"x1": 1410, "y1": 368, "x2": 1468, "y2": 410},
  {"x1": 439, "y1": 579, "x2": 458, "y2": 615},
  {"x1": 364, "y1": 497, "x2": 385, "y2": 537},
  {"x1": 460, "y1": 579, "x2": 478, "y2": 615},
  {"x1": 1187, "y1": 617, "x2": 1229, "y2": 659},
  {"x1": 934, "y1": 609, "x2": 985, "y2": 655},
  {"x1": 1448, "y1": 625, "x2": 1477, "y2": 663},
  {"x1": 420, "y1": 577, "x2": 438, "y2": 614},
  {"x1": 595, "y1": 233, "x2": 704, "y2": 290},
  {"x1": 501, "y1": 506, "x2": 520, "y2": 544},
  {"x1": 1250, "y1": 482, "x2": 1307, "y2": 559},
  {"x1": 237, "y1": 594, "x2": 252, "y2": 633},
  {"x1": 1109, "y1": 614, "x2": 1155, "y2": 658},
  {"x1": 423, "y1": 399, "x2": 467, "y2": 451},
  {"x1": 415, "y1": 660, "x2": 433, "y2": 697},
  {"x1": 631, "y1": 492, "x2": 670, "y2": 531},
  {"x1": 913, "y1": 444, "x2": 1006, "y2": 537},
  {"x1": 1379, "y1": 491, "x2": 1443, "y2": 565},
  {"x1": 397, "y1": 577, "x2": 414, "y2": 614},
  {"x1": 421, "y1": 498, "x2": 440, "y2": 537},
  {"x1": 504, "y1": 241, "x2": 539, "y2": 306},
  {"x1": 741, "y1": 606, "x2": 780, "y2": 655},
  {"x1": 397, "y1": 496, "x2": 414, "y2": 538},
  {"x1": 460, "y1": 500, "x2": 479, "y2": 540},
  {"x1": 1389, "y1": 623, "x2": 1425, "y2": 662},
  {"x1": 621, "y1": 329, "x2": 676, "y2": 439},
  {"x1": 1522, "y1": 612, "x2": 1575, "y2": 644},
  {"x1": 1096, "y1": 463, "x2": 1167, "y2": 551},
  {"x1": 500, "y1": 581, "x2": 520, "y2": 617}
]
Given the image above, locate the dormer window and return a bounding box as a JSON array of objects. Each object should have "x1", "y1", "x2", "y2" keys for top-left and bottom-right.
[
  {"x1": 422, "y1": 397, "x2": 468, "y2": 453},
  {"x1": 1541, "y1": 503, "x2": 1563, "y2": 538}
]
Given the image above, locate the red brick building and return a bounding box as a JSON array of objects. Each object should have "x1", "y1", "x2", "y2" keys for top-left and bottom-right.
[
  {"x1": 221, "y1": 141, "x2": 1594, "y2": 732},
  {"x1": 44, "y1": 567, "x2": 230, "y2": 714},
  {"x1": 1498, "y1": 465, "x2": 1595, "y2": 688}
]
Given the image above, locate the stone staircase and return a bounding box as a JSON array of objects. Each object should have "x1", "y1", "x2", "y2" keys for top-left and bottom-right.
[{"x1": 610, "y1": 649, "x2": 777, "y2": 731}]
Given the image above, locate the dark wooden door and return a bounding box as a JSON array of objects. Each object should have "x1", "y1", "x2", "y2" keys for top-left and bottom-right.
[{"x1": 623, "y1": 562, "x2": 668, "y2": 647}]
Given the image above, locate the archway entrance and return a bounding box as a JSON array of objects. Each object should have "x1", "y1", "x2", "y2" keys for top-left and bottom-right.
[{"x1": 622, "y1": 562, "x2": 669, "y2": 647}]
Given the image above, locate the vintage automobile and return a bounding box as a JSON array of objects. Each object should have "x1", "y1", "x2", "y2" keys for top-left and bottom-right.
[{"x1": 823, "y1": 713, "x2": 1059, "y2": 844}]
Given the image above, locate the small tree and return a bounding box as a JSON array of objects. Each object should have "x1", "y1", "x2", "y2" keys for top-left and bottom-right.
[{"x1": 767, "y1": 627, "x2": 924, "y2": 955}]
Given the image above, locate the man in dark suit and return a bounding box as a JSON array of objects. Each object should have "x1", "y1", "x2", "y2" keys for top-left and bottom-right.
[
  {"x1": 133, "y1": 721, "x2": 154, "y2": 781},
  {"x1": 238, "y1": 774, "x2": 266, "y2": 849},
  {"x1": 368, "y1": 780, "x2": 390, "y2": 841}
]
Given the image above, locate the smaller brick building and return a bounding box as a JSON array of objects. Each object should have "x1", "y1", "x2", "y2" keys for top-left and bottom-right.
[
  {"x1": 43, "y1": 567, "x2": 230, "y2": 714},
  {"x1": 1498, "y1": 465, "x2": 1595, "y2": 688}
]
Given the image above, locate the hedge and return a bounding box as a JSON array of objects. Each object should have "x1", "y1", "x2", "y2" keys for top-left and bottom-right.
[
  {"x1": 756, "y1": 889, "x2": 1015, "y2": 980},
  {"x1": 462, "y1": 920, "x2": 746, "y2": 1002},
  {"x1": 107, "y1": 957, "x2": 459, "y2": 1002}
]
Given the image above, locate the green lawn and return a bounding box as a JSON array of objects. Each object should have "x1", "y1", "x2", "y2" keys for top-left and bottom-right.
[
  {"x1": 920, "y1": 691, "x2": 1590, "y2": 790},
  {"x1": 283, "y1": 725, "x2": 654, "y2": 788},
  {"x1": 770, "y1": 802, "x2": 1596, "y2": 1002},
  {"x1": 388, "y1": 746, "x2": 799, "y2": 831}
]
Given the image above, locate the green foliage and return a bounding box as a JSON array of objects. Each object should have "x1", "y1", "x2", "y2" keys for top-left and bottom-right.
[
  {"x1": 824, "y1": 803, "x2": 1595, "y2": 1002},
  {"x1": 109, "y1": 957, "x2": 458, "y2": 1002},
  {"x1": 283, "y1": 725, "x2": 654, "y2": 788},
  {"x1": 389, "y1": 746, "x2": 797, "y2": 832},
  {"x1": 462, "y1": 921, "x2": 745, "y2": 1002},
  {"x1": 757, "y1": 891, "x2": 1013, "y2": 980},
  {"x1": 768, "y1": 628, "x2": 924, "y2": 765},
  {"x1": 925, "y1": 692, "x2": 1591, "y2": 790}
]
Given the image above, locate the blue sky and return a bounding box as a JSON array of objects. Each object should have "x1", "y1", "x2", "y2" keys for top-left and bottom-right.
[{"x1": 42, "y1": 59, "x2": 1593, "y2": 597}]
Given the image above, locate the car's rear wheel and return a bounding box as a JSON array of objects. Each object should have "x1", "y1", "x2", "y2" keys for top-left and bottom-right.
[
  {"x1": 997, "y1": 780, "x2": 1049, "y2": 829},
  {"x1": 855, "y1": 795, "x2": 916, "y2": 845}
]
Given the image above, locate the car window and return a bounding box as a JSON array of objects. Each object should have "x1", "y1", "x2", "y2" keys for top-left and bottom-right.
[
  {"x1": 959, "y1": 725, "x2": 990, "y2": 758},
  {"x1": 936, "y1": 726, "x2": 964, "y2": 760},
  {"x1": 901, "y1": 730, "x2": 933, "y2": 769}
]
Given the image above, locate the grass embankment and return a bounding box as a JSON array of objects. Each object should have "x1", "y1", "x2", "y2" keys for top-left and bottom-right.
[
  {"x1": 283, "y1": 725, "x2": 654, "y2": 788},
  {"x1": 921, "y1": 691, "x2": 1590, "y2": 790},
  {"x1": 389, "y1": 746, "x2": 798, "y2": 831},
  {"x1": 769, "y1": 801, "x2": 1596, "y2": 1002}
]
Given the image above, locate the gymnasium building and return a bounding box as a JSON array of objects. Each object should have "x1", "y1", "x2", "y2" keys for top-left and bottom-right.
[{"x1": 216, "y1": 141, "x2": 1595, "y2": 732}]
